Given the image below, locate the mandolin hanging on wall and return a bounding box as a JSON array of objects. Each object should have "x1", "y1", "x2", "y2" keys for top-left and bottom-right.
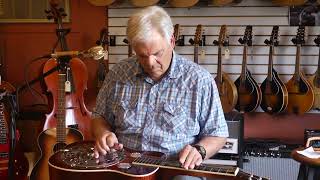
[
  {"x1": 213, "y1": 25, "x2": 238, "y2": 113},
  {"x1": 234, "y1": 26, "x2": 262, "y2": 113},
  {"x1": 260, "y1": 26, "x2": 288, "y2": 114},
  {"x1": 308, "y1": 35, "x2": 320, "y2": 110},
  {"x1": 285, "y1": 26, "x2": 314, "y2": 114}
]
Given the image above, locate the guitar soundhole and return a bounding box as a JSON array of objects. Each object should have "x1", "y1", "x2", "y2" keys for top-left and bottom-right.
[{"x1": 298, "y1": 80, "x2": 309, "y2": 93}]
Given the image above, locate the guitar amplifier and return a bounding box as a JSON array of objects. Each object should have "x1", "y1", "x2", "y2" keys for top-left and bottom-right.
[
  {"x1": 242, "y1": 139, "x2": 300, "y2": 180},
  {"x1": 205, "y1": 111, "x2": 243, "y2": 167}
]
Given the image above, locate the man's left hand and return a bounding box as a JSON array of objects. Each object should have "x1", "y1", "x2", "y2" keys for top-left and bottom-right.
[{"x1": 178, "y1": 144, "x2": 203, "y2": 169}]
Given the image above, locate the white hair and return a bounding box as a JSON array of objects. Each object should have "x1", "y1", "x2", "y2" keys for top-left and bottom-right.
[{"x1": 127, "y1": 6, "x2": 174, "y2": 46}]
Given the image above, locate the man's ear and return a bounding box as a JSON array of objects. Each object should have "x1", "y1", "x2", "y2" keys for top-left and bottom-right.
[{"x1": 170, "y1": 34, "x2": 176, "y2": 48}]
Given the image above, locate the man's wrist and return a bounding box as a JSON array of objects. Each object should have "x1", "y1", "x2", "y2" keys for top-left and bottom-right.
[{"x1": 192, "y1": 144, "x2": 206, "y2": 160}]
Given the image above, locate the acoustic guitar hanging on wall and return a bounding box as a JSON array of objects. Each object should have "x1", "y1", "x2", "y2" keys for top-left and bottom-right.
[
  {"x1": 308, "y1": 35, "x2": 320, "y2": 110},
  {"x1": 234, "y1": 26, "x2": 262, "y2": 113},
  {"x1": 285, "y1": 26, "x2": 314, "y2": 114},
  {"x1": 213, "y1": 25, "x2": 238, "y2": 113},
  {"x1": 260, "y1": 26, "x2": 288, "y2": 114}
]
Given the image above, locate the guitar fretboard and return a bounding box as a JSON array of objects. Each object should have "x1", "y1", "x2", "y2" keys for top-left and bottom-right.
[{"x1": 132, "y1": 156, "x2": 239, "y2": 177}]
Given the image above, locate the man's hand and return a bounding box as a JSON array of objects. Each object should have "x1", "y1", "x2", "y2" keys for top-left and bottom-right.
[
  {"x1": 94, "y1": 131, "x2": 123, "y2": 158},
  {"x1": 178, "y1": 144, "x2": 203, "y2": 169}
]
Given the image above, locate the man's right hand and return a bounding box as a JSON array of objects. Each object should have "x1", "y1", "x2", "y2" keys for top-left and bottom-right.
[{"x1": 94, "y1": 131, "x2": 123, "y2": 158}]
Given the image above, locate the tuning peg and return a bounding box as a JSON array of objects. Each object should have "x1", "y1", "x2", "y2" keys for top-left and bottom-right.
[
  {"x1": 47, "y1": 15, "x2": 53, "y2": 20},
  {"x1": 238, "y1": 38, "x2": 244, "y2": 44},
  {"x1": 264, "y1": 39, "x2": 270, "y2": 45},
  {"x1": 189, "y1": 38, "x2": 194, "y2": 45},
  {"x1": 213, "y1": 40, "x2": 219, "y2": 46},
  {"x1": 123, "y1": 39, "x2": 129, "y2": 44},
  {"x1": 44, "y1": 9, "x2": 51, "y2": 14}
]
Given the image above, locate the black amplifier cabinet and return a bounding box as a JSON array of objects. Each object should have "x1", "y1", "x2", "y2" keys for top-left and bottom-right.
[
  {"x1": 243, "y1": 139, "x2": 300, "y2": 180},
  {"x1": 205, "y1": 111, "x2": 244, "y2": 167}
]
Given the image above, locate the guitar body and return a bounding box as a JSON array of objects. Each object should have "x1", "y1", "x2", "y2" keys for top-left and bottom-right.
[
  {"x1": 308, "y1": 73, "x2": 320, "y2": 110},
  {"x1": 212, "y1": 0, "x2": 242, "y2": 6},
  {"x1": 272, "y1": 0, "x2": 306, "y2": 6},
  {"x1": 130, "y1": 0, "x2": 160, "y2": 7},
  {"x1": 49, "y1": 141, "x2": 246, "y2": 180},
  {"x1": 285, "y1": 73, "x2": 314, "y2": 114},
  {"x1": 30, "y1": 128, "x2": 83, "y2": 180},
  {"x1": 260, "y1": 69, "x2": 288, "y2": 113},
  {"x1": 215, "y1": 72, "x2": 238, "y2": 113},
  {"x1": 169, "y1": 0, "x2": 199, "y2": 7},
  {"x1": 235, "y1": 71, "x2": 262, "y2": 112},
  {"x1": 87, "y1": 0, "x2": 116, "y2": 6}
]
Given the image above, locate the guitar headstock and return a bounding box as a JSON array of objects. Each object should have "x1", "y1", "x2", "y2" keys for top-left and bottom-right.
[
  {"x1": 314, "y1": 35, "x2": 320, "y2": 47},
  {"x1": 238, "y1": 25, "x2": 252, "y2": 46},
  {"x1": 213, "y1": 25, "x2": 228, "y2": 47},
  {"x1": 292, "y1": 26, "x2": 305, "y2": 45},
  {"x1": 194, "y1": 24, "x2": 204, "y2": 45},
  {"x1": 96, "y1": 28, "x2": 109, "y2": 48},
  {"x1": 174, "y1": 24, "x2": 181, "y2": 41},
  {"x1": 265, "y1": 26, "x2": 279, "y2": 46}
]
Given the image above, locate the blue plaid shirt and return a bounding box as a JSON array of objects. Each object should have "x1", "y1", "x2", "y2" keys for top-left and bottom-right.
[{"x1": 93, "y1": 52, "x2": 228, "y2": 156}]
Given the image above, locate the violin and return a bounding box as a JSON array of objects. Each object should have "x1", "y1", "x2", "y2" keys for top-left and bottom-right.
[{"x1": 31, "y1": 2, "x2": 87, "y2": 180}]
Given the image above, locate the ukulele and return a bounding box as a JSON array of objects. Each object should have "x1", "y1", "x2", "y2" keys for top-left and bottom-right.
[
  {"x1": 0, "y1": 81, "x2": 28, "y2": 180},
  {"x1": 213, "y1": 25, "x2": 238, "y2": 113},
  {"x1": 30, "y1": 2, "x2": 84, "y2": 180},
  {"x1": 234, "y1": 26, "x2": 262, "y2": 113},
  {"x1": 48, "y1": 141, "x2": 270, "y2": 180},
  {"x1": 308, "y1": 35, "x2": 320, "y2": 110},
  {"x1": 285, "y1": 26, "x2": 314, "y2": 114},
  {"x1": 260, "y1": 26, "x2": 288, "y2": 113},
  {"x1": 96, "y1": 27, "x2": 109, "y2": 89}
]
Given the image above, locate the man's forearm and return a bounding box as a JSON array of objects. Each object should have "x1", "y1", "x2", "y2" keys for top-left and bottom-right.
[
  {"x1": 196, "y1": 136, "x2": 227, "y2": 159},
  {"x1": 91, "y1": 116, "x2": 113, "y2": 138}
]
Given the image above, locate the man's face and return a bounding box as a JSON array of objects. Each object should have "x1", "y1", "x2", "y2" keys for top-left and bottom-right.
[{"x1": 133, "y1": 30, "x2": 174, "y2": 81}]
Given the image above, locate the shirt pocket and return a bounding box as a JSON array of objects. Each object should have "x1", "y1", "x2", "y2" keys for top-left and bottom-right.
[
  {"x1": 113, "y1": 100, "x2": 139, "y2": 130},
  {"x1": 161, "y1": 102, "x2": 189, "y2": 135}
]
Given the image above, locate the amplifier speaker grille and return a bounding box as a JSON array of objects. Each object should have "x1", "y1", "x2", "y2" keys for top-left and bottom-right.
[{"x1": 243, "y1": 156, "x2": 300, "y2": 180}]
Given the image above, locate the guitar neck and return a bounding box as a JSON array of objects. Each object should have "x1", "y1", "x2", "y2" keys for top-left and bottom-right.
[
  {"x1": 317, "y1": 46, "x2": 320, "y2": 77},
  {"x1": 194, "y1": 44, "x2": 199, "y2": 64},
  {"x1": 57, "y1": 73, "x2": 66, "y2": 143},
  {"x1": 240, "y1": 45, "x2": 248, "y2": 82},
  {"x1": 216, "y1": 46, "x2": 223, "y2": 83},
  {"x1": 133, "y1": 155, "x2": 239, "y2": 177},
  {"x1": 294, "y1": 45, "x2": 301, "y2": 81},
  {"x1": 267, "y1": 45, "x2": 274, "y2": 81}
]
